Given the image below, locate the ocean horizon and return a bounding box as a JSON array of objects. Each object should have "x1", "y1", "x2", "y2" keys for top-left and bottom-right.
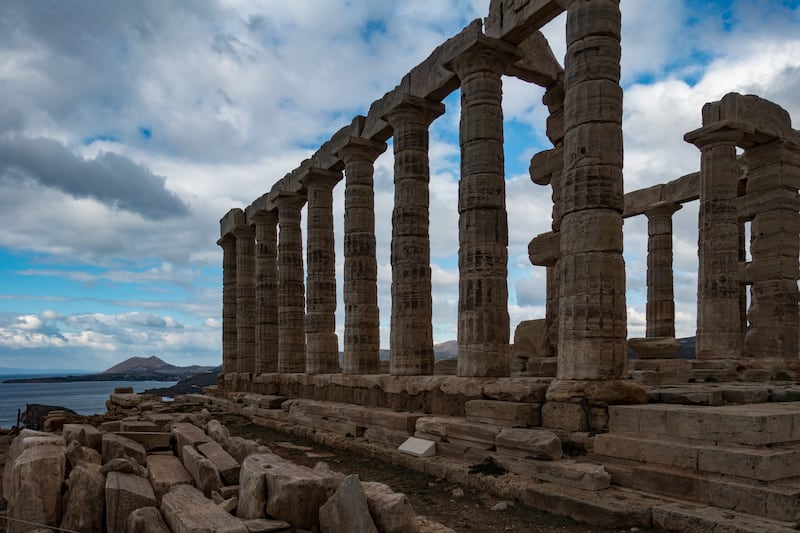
[{"x1": 0, "y1": 377, "x2": 176, "y2": 429}]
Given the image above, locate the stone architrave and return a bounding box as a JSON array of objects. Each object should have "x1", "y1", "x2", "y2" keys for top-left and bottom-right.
[
  {"x1": 744, "y1": 140, "x2": 800, "y2": 358},
  {"x1": 685, "y1": 125, "x2": 744, "y2": 359},
  {"x1": 301, "y1": 169, "x2": 343, "y2": 374},
  {"x1": 446, "y1": 39, "x2": 518, "y2": 377},
  {"x1": 235, "y1": 221, "x2": 256, "y2": 374},
  {"x1": 553, "y1": 0, "x2": 628, "y2": 381},
  {"x1": 252, "y1": 210, "x2": 279, "y2": 374},
  {"x1": 218, "y1": 234, "x2": 238, "y2": 374},
  {"x1": 274, "y1": 192, "x2": 307, "y2": 373},
  {"x1": 383, "y1": 95, "x2": 444, "y2": 376},
  {"x1": 644, "y1": 201, "x2": 682, "y2": 338},
  {"x1": 337, "y1": 138, "x2": 386, "y2": 375}
]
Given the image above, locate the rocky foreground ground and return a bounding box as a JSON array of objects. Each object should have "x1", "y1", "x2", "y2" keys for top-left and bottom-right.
[{"x1": 0, "y1": 393, "x2": 650, "y2": 532}]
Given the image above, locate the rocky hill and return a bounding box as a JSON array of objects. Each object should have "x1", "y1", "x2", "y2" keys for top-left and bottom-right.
[{"x1": 102, "y1": 356, "x2": 215, "y2": 378}]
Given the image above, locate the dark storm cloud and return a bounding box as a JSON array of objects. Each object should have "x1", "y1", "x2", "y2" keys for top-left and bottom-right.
[{"x1": 0, "y1": 136, "x2": 189, "y2": 219}]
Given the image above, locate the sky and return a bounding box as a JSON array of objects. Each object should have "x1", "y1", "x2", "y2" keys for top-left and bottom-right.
[{"x1": 1, "y1": 0, "x2": 799, "y2": 371}]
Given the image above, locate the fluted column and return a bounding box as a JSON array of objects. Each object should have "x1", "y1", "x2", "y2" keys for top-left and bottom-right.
[
  {"x1": 303, "y1": 170, "x2": 342, "y2": 374},
  {"x1": 383, "y1": 95, "x2": 444, "y2": 376},
  {"x1": 274, "y1": 192, "x2": 307, "y2": 373},
  {"x1": 253, "y1": 210, "x2": 278, "y2": 374},
  {"x1": 555, "y1": 0, "x2": 627, "y2": 380},
  {"x1": 218, "y1": 234, "x2": 237, "y2": 374},
  {"x1": 234, "y1": 223, "x2": 256, "y2": 374},
  {"x1": 645, "y1": 202, "x2": 682, "y2": 338},
  {"x1": 337, "y1": 138, "x2": 387, "y2": 374},
  {"x1": 686, "y1": 127, "x2": 743, "y2": 359},
  {"x1": 446, "y1": 41, "x2": 516, "y2": 377},
  {"x1": 744, "y1": 140, "x2": 800, "y2": 358}
]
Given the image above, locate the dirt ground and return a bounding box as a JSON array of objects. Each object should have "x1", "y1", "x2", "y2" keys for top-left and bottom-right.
[{"x1": 0, "y1": 418, "x2": 658, "y2": 533}]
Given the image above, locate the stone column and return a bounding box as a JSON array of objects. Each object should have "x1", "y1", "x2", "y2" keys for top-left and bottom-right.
[
  {"x1": 274, "y1": 192, "x2": 307, "y2": 373},
  {"x1": 555, "y1": 0, "x2": 628, "y2": 381},
  {"x1": 744, "y1": 140, "x2": 800, "y2": 358},
  {"x1": 383, "y1": 95, "x2": 444, "y2": 376},
  {"x1": 644, "y1": 202, "x2": 682, "y2": 338},
  {"x1": 446, "y1": 41, "x2": 516, "y2": 377},
  {"x1": 234, "y1": 222, "x2": 256, "y2": 374},
  {"x1": 337, "y1": 138, "x2": 386, "y2": 374},
  {"x1": 686, "y1": 127, "x2": 743, "y2": 359},
  {"x1": 302, "y1": 170, "x2": 342, "y2": 374},
  {"x1": 253, "y1": 210, "x2": 278, "y2": 374},
  {"x1": 217, "y1": 234, "x2": 237, "y2": 374}
]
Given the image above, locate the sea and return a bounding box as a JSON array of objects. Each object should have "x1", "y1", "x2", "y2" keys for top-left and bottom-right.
[{"x1": 0, "y1": 376, "x2": 176, "y2": 429}]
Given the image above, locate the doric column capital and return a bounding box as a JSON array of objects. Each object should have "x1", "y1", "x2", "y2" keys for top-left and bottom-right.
[
  {"x1": 444, "y1": 37, "x2": 520, "y2": 78},
  {"x1": 644, "y1": 201, "x2": 682, "y2": 219},
  {"x1": 685, "y1": 123, "x2": 747, "y2": 150},
  {"x1": 272, "y1": 190, "x2": 307, "y2": 211},
  {"x1": 382, "y1": 95, "x2": 445, "y2": 129},
  {"x1": 233, "y1": 223, "x2": 254, "y2": 240},
  {"x1": 336, "y1": 137, "x2": 387, "y2": 165},
  {"x1": 249, "y1": 209, "x2": 278, "y2": 227},
  {"x1": 300, "y1": 168, "x2": 343, "y2": 192},
  {"x1": 217, "y1": 233, "x2": 236, "y2": 249}
]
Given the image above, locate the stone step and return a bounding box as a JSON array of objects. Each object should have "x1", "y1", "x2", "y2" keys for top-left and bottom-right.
[
  {"x1": 608, "y1": 402, "x2": 800, "y2": 445},
  {"x1": 594, "y1": 431, "x2": 800, "y2": 481},
  {"x1": 653, "y1": 502, "x2": 800, "y2": 533},
  {"x1": 592, "y1": 458, "x2": 800, "y2": 523}
]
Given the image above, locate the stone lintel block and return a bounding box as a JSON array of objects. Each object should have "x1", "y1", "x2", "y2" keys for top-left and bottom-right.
[
  {"x1": 245, "y1": 193, "x2": 274, "y2": 223},
  {"x1": 314, "y1": 118, "x2": 363, "y2": 171},
  {"x1": 662, "y1": 171, "x2": 700, "y2": 205},
  {"x1": 528, "y1": 231, "x2": 560, "y2": 266},
  {"x1": 116, "y1": 431, "x2": 172, "y2": 451},
  {"x1": 506, "y1": 30, "x2": 564, "y2": 87},
  {"x1": 398, "y1": 437, "x2": 436, "y2": 458},
  {"x1": 465, "y1": 400, "x2": 541, "y2": 427},
  {"x1": 63, "y1": 423, "x2": 102, "y2": 451},
  {"x1": 161, "y1": 484, "x2": 248, "y2": 533},
  {"x1": 220, "y1": 208, "x2": 247, "y2": 238},
  {"x1": 739, "y1": 187, "x2": 800, "y2": 220},
  {"x1": 703, "y1": 92, "x2": 793, "y2": 142},
  {"x1": 494, "y1": 453, "x2": 611, "y2": 491},
  {"x1": 362, "y1": 85, "x2": 403, "y2": 142},
  {"x1": 106, "y1": 471, "x2": 157, "y2": 533},
  {"x1": 146, "y1": 454, "x2": 193, "y2": 501},
  {"x1": 485, "y1": 0, "x2": 566, "y2": 44},
  {"x1": 623, "y1": 184, "x2": 663, "y2": 218},
  {"x1": 530, "y1": 146, "x2": 564, "y2": 185}
]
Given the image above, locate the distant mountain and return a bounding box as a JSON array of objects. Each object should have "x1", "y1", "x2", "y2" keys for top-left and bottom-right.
[
  {"x1": 102, "y1": 356, "x2": 215, "y2": 377},
  {"x1": 434, "y1": 340, "x2": 459, "y2": 360}
]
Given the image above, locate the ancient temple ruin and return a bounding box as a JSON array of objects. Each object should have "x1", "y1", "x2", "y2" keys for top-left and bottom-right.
[{"x1": 211, "y1": 0, "x2": 800, "y2": 529}]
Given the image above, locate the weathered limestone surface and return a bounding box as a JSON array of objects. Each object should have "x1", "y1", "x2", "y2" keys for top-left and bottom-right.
[
  {"x1": 338, "y1": 137, "x2": 386, "y2": 375},
  {"x1": 61, "y1": 463, "x2": 105, "y2": 533},
  {"x1": 218, "y1": 232, "x2": 238, "y2": 374},
  {"x1": 102, "y1": 433, "x2": 147, "y2": 465},
  {"x1": 238, "y1": 453, "x2": 281, "y2": 519},
  {"x1": 264, "y1": 459, "x2": 338, "y2": 529},
  {"x1": 252, "y1": 209, "x2": 279, "y2": 373},
  {"x1": 319, "y1": 474, "x2": 379, "y2": 533},
  {"x1": 7, "y1": 445, "x2": 66, "y2": 533},
  {"x1": 161, "y1": 484, "x2": 248, "y2": 533},
  {"x1": 383, "y1": 95, "x2": 444, "y2": 376},
  {"x1": 275, "y1": 192, "x2": 307, "y2": 373},
  {"x1": 182, "y1": 444, "x2": 222, "y2": 497},
  {"x1": 171, "y1": 422, "x2": 211, "y2": 461},
  {"x1": 362, "y1": 481, "x2": 420, "y2": 533},
  {"x1": 447, "y1": 39, "x2": 517, "y2": 377},
  {"x1": 644, "y1": 202, "x2": 682, "y2": 338},
  {"x1": 302, "y1": 169, "x2": 342, "y2": 374},
  {"x1": 105, "y1": 471, "x2": 157, "y2": 533},
  {"x1": 63, "y1": 423, "x2": 102, "y2": 451},
  {"x1": 197, "y1": 439, "x2": 241, "y2": 485},
  {"x1": 235, "y1": 219, "x2": 256, "y2": 373},
  {"x1": 127, "y1": 507, "x2": 171, "y2": 533},
  {"x1": 146, "y1": 454, "x2": 193, "y2": 500},
  {"x1": 495, "y1": 428, "x2": 562, "y2": 460}
]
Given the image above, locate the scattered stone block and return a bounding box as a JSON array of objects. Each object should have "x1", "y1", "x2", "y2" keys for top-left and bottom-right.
[
  {"x1": 171, "y1": 422, "x2": 211, "y2": 461},
  {"x1": 161, "y1": 484, "x2": 248, "y2": 533},
  {"x1": 319, "y1": 475, "x2": 378, "y2": 533},
  {"x1": 198, "y1": 439, "x2": 241, "y2": 485},
  {"x1": 127, "y1": 506, "x2": 171, "y2": 533},
  {"x1": 65, "y1": 439, "x2": 102, "y2": 467},
  {"x1": 182, "y1": 444, "x2": 222, "y2": 497},
  {"x1": 226, "y1": 435, "x2": 272, "y2": 464},
  {"x1": 238, "y1": 453, "x2": 285, "y2": 519},
  {"x1": 144, "y1": 413, "x2": 178, "y2": 431},
  {"x1": 102, "y1": 432, "x2": 147, "y2": 465},
  {"x1": 243, "y1": 519, "x2": 293, "y2": 532},
  {"x1": 206, "y1": 419, "x2": 232, "y2": 444},
  {"x1": 362, "y1": 481, "x2": 419, "y2": 533},
  {"x1": 146, "y1": 454, "x2": 193, "y2": 501},
  {"x1": 63, "y1": 423, "x2": 103, "y2": 451},
  {"x1": 60, "y1": 463, "x2": 105, "y2": 533},
  {"x1": 264, "y1": 459, "x2": 339, "y2": 529},
  {"x1": 119, "y1": 420, "x2": 161, "y2": 432},
  {"x1": 117, "y1": 431, "x2": 172, "y2": 451},
  {"x1": 3, "y1": 429, "x2": 64, "y2": 497},
  {"x1": 495, "y1": 428, "x2": 562, "y2": 460},
  {"x1": 105, "y1": 471, "x2": 157, "y2": 533},
  {"x1": 101, "y1": 456, "x2": 149, "y2": 477},
  {"x1": 7, "y1": 445, "x2": 66, "y2": 532},
  {"x1": 398, "y1": 437, "x2": 436, "y2": 458}
]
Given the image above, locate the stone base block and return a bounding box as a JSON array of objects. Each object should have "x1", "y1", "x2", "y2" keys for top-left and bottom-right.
[
  {"x1": 465, "y1": 399, "x2": 541, "y2": 427},
  {"x1": 652, "y1": 502, "x2": 799, "y2": 533}
]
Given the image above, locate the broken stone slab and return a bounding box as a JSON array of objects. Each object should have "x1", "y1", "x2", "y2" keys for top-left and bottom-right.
[
  {"x1": 146, "y1": 454, "x2": 193, "y2": 501},
  {"x1": 242, "y1": 393, "x2": 286, "y2": 409},
  {"x1": 319, "y1": 474, "x2": 378, "y2": 533},
  {"x1": 182, "y1": 444, "x2": 222, "y2": 497},
  {"x1": 225, "y1": 435, "x2": 273, "y2": 464},
  {"x1": 243, "y1": 519, "x2": 293, "y2": 533},
  {"x1": 105, "y1": 471, "x2": 157, "y2": 533},
  {"x1": 628, "y1": 337, "x2": 682, "y2": 359},
  {"x1": 101, "y1": 456, "x2": 149, "y2": 477},
  {"x1": 398, "y1": 437, "x2": 436, "y2": 458},
  {"x1": 161, "y1": 484, "x2": 248, "y2": 533},
  {"x1": 7, "y1": 444, "x2": 66, "y2": 533},
  {"x1": 119, "y1": 420, "x2": 161, "y2": 432},
  {"x1": 206, "y1": 418, "x2": 232, "y2": 444},
  {"x1": 65, "y1": 438, "x2": 102, "y2": 467},
  {"x1": 171, "y1": 422, "x2": 211, "y2": 461},
  {"x1": 495, "y1": 428, "x2": 562, "y2": 460},
  {"x1": 127, "y1": 506, "x2": 171, "y2": 533},
  {"x1": 60, "y1": 463, "x2": 105, "y2": 533},
  {"x1": 102, "y1": 432, "x2": 147, "y2": 465},
  {"x1": 362, "y1": 481, "x2": 419, "y2": 533},
  {"x1": 198, "y1": 439, "x2": 241, "y2": 485},
  {"x1": 491, "y1": 453, "x2": 611, "y2": 491},
  {"x1": 3, "y1": 429, "x2": 65, "y2": 497},
  {"x1": 144, "y1": 413, "x2": 178, "y2": 432},
  {"x1": 63, "y1": 423, "x2": 103, "y2": 451},
  {"x1": 264, "y1": 458, "x2": 339, "y2": 529},
  {"x1": 116, "y1": 431, "x2": 172, "y2": 451},
  {"x1": 219, "y1": 495, "x2": 239, "y2": 514}
]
